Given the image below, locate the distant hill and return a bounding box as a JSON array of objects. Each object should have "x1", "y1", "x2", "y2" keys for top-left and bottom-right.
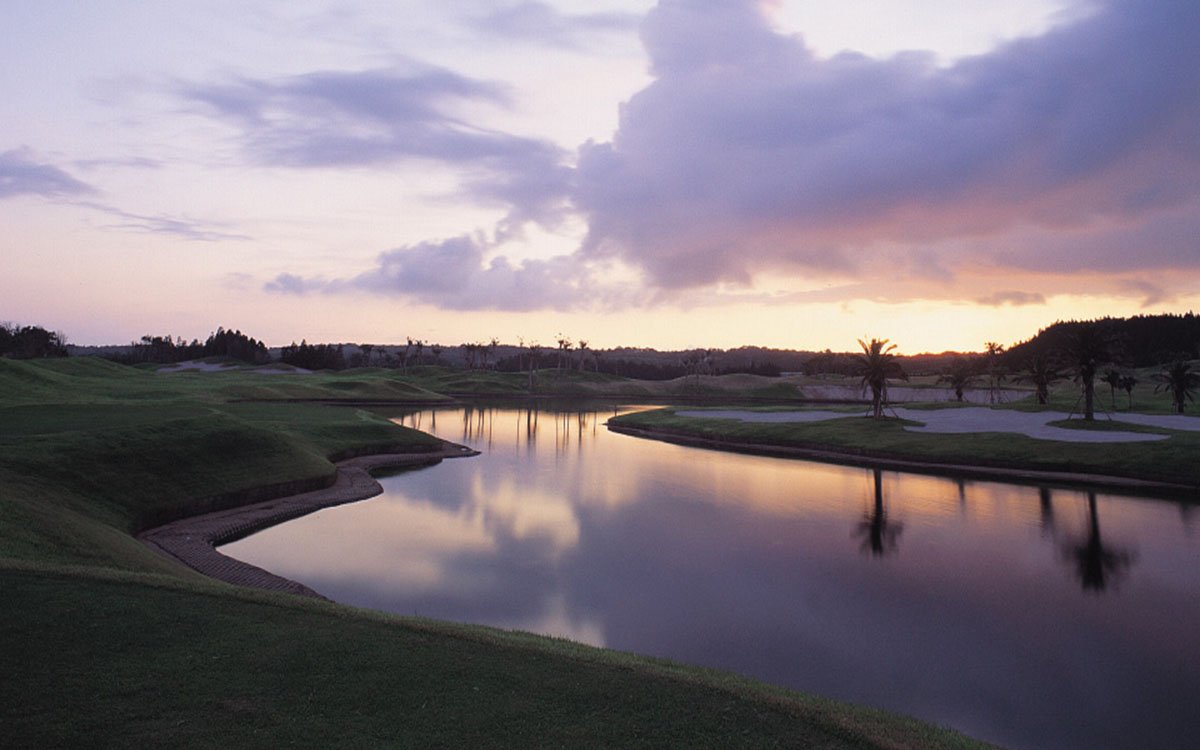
[{"x1": 1005, "y1": 313, "x2": 1200, "y2": 368}]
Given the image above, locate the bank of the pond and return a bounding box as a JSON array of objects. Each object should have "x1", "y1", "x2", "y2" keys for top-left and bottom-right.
[
  {"x1": 0, "y1": 357, "x2": 991, "y2": 748},
  {"x1": 140, "y1": 445, "x2": 478, "y2": 597},
  {"x1": 608, "y1": 408, "x2": 1200, "y2": 498}
]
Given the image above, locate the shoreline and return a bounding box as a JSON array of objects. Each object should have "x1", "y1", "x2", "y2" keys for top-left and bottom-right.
[
  {"x1": 607, "y1": 422, "x2": 1198, "y2": 498},
  {"x1": 138, "y1": 444, "x2": 478, "y2": 597}
]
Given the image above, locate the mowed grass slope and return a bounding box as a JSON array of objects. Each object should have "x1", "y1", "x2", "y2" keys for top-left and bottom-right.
[
  {"x1": 2, "y1": 568, "x2": 985, "y2": 749},
  {"x1": 0, "y1": 358, "x2": 989, "y2": 749}
]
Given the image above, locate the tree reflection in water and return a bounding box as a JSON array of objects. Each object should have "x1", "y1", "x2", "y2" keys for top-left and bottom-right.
[
  {"x1": 855, "y1": 468, "x2": 903, "y2": 557},
  {"x1": 1038, "y1": 487, "x2": 1057, "y2": 537},
  {"x1": 1062, "y1": 491, "x2": 1136, "y2": 593}
]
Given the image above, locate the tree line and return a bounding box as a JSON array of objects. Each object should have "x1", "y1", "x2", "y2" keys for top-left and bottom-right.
[
  {"x1": 0, "y1": 323, "x2": 68, "y2": 359},
  {"x1": 861, "y1": 317, "x2": 1199, "y2": 419},
  {"x1": 111, "y1": 328, "x2": 270, "y2": 365}
]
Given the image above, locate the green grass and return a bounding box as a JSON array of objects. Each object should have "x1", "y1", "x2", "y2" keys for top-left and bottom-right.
[
  {"x1": 0, "y1": 566, "x2": 985, "y2": 749},
  {"x1": 611, "y1": 407, "x2": 1200, "y2": 491},
  {"x1": 0, "y1": 357, "x2": 987, "y2": 748},
  {"x1": 0, "y1": 356, "x2": 451, "y2": 406}
]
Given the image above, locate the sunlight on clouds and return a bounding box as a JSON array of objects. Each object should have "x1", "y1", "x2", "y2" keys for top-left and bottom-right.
[{"x1": 771, "y1": 0, "x2": 1079, "y2": 63}]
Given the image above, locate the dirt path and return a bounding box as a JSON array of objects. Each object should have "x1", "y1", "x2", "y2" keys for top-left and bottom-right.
[{"x1": 139, "y1": 445, "x2": 478, "y2": 598}]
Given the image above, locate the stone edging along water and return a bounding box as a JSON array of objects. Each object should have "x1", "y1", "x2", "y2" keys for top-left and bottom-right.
[{"x1": 139, "y1": 444, "x2": 478, "y2": 598}]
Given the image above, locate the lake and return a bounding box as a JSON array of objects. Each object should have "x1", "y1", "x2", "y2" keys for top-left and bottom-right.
[{"x1": 222, "y1": 404, "x2": 1200, "y2": 749}]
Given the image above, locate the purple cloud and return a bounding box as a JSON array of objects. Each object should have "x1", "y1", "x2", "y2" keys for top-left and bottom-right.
[
  {"x1": 976, "y1": 291, "x2": 1047, "y2": 307},
  {"x1": 0, "y1": 149, "x2": 94, "y2": 199},
  {"x1": 268, "y1": 235, "x2": 638, "y2": 312},
  {"x1": 182, "y1": 64, "x2": 572, "y2": 230},
  {"x1": 469, "y1": 3, "x2": 641, "y2": 49},
  {"x1": 73, "y1": 200, "x2": 250, "y2": 242},
  {"x1": 572, "y1": 0, "x2": 1200, "y2": 290}
]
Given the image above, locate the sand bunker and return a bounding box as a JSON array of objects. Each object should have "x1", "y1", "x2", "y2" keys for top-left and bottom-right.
[{"x1": 675, "y1": 407, "x2": 1200, "y2": 443}]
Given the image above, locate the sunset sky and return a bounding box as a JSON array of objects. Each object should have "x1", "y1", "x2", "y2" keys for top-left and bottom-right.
[{"x1": 3, "y1": 0, "x2": 1198, "y2": 353}]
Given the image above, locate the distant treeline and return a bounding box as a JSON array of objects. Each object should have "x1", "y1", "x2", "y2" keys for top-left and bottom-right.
[
  {"x1": 50, "y1": 311, "x2": 1200, "y2": 374},
  {"x1": 0, "y1": 323, "x2": 68, "y2": 359},
  {"x1": 112, "y1": 328, "x2": 269, "y2": 365},
  {"x1": 279, "y1": 341, "x2": 347, "y2": 370},
  {"x1": 1006, "y1": 313, "x2": 1200, "y2": 367},
  {"x1": 488, "y1": 350, "x2": 782, "y2": 380}
]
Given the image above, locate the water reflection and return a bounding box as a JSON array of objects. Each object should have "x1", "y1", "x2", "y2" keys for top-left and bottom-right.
[
  {"x1": 854, "y1": 469, "x2": 903, "y2": 557},
  {"x1": 1062, "y1": 492, "x2": 1137, "y2": 593},
  {"x1": 224, "y1": 404, "x2": 1200, "y2": 750},
  {"x1": 1039, "y1": 487, "x2": 1057, "y2": 536}
]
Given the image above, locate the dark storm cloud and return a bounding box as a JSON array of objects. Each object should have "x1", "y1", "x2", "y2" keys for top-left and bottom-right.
[
  {"x1": 573, "y1": 0, "x2": 1200, "y2": 289},
  {"x1": 0, "y1": 149, "x2": 94, "y2": 199}
]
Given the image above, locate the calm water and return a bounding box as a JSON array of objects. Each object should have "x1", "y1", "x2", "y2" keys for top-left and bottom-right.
[{"x1": 223, "y1": 405, "x2": 1200, "y2": 749}]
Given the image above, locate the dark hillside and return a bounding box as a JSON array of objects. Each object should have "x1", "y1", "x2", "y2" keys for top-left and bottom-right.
[{"x1": 1006, "y1": 313, "x2": 1200, "y2": 367}]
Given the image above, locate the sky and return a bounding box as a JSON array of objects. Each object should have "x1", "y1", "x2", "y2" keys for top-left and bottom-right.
[{"x1": 2, "y1": 0, "x2": 1198, "y2": 354}]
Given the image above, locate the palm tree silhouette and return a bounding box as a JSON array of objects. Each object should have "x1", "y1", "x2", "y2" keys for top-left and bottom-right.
[
  {"x1": 1061, "y1": 323, "x2": 1118, "y2": 421},
  {"x1": 1153, "y1": 359, "x2": 1199, "y2": 413},
  {"x1": 1100, "y1": 368, "x2": 1123, "y2": 410},
  {"x1": 854, "y1": 469, "x2": 903, "y2": 557},
  {"x1": 1119, "y1": 374, "x2": 1138, "y2": 409},
  {"x1": 1014, "y1": 353, "x2": 1065, "y2": 406},
  {"x1": 1062, "y1": 492, "x2": 1135, "y2": 593},
  {"x1": 854, "y1": 338, "x2": 907, "y2": 418},
  {"x1": 937, "y1": 357, "x2": 978, "y2": 402},
  {"x1": 983, "y1": 341, "x2": 1006, "y2": 404}
]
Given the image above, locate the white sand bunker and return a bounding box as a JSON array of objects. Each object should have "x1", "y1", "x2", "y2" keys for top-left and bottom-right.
[{"x1": 675, "y1": 408, "x2": 1200, "y2": 443}]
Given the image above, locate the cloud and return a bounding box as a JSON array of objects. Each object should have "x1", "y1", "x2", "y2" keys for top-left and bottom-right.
[
  {"x1": 1117, "y1": 279, "x2": 1168, "y2": 307},
  {"x1": 0, "y1": 149, "x2": 95, "y2": 199},
  {"x1": 75, "y1": 200, "x2": 251, "y2": 242},
  {"x1": 181, "y1": 64, "x2": 572, "y2": 229},
  {"x1": 267, "y1": 235, "x2": 640, "y2": 312},
  {"x1": 467, "y1": 3, "x2": 641, "y2": 49},
  {"x1": 572, "y1": 0, "x2": 1200, "y2": 293},
  {"x1": 975, "y1": 291, "x2": 1047, "y2": 307}
]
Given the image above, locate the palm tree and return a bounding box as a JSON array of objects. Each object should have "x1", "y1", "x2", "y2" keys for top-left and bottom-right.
[
  {"x1": 555, "y1": 334, "x2": 572, "y2": 370},
  {"x1": 1100, "y1": 368, "x2": 1122, "y2": 410},
  {"x1": 1013, "y1": 353, "x2": 1065, "y2": 406},
  {"x1": 983, "y1": 341, "x2": 1006, "y2": 404},
  {"x1": 1119, "y1": 374, "x2": 1137, "y2": 410},
  {"x1": 1060, "y1": 323, "x2": 1117, "y2": 421},
  {"x1": 855, "y1": 338, "x2": 907, "y2": 418},
  {"x1": 1153, "y1": 359, "x2": 1200, "y2": 413},
  {"x1": 937, "y1": 357, "x2": 979, "y2": 403}
]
